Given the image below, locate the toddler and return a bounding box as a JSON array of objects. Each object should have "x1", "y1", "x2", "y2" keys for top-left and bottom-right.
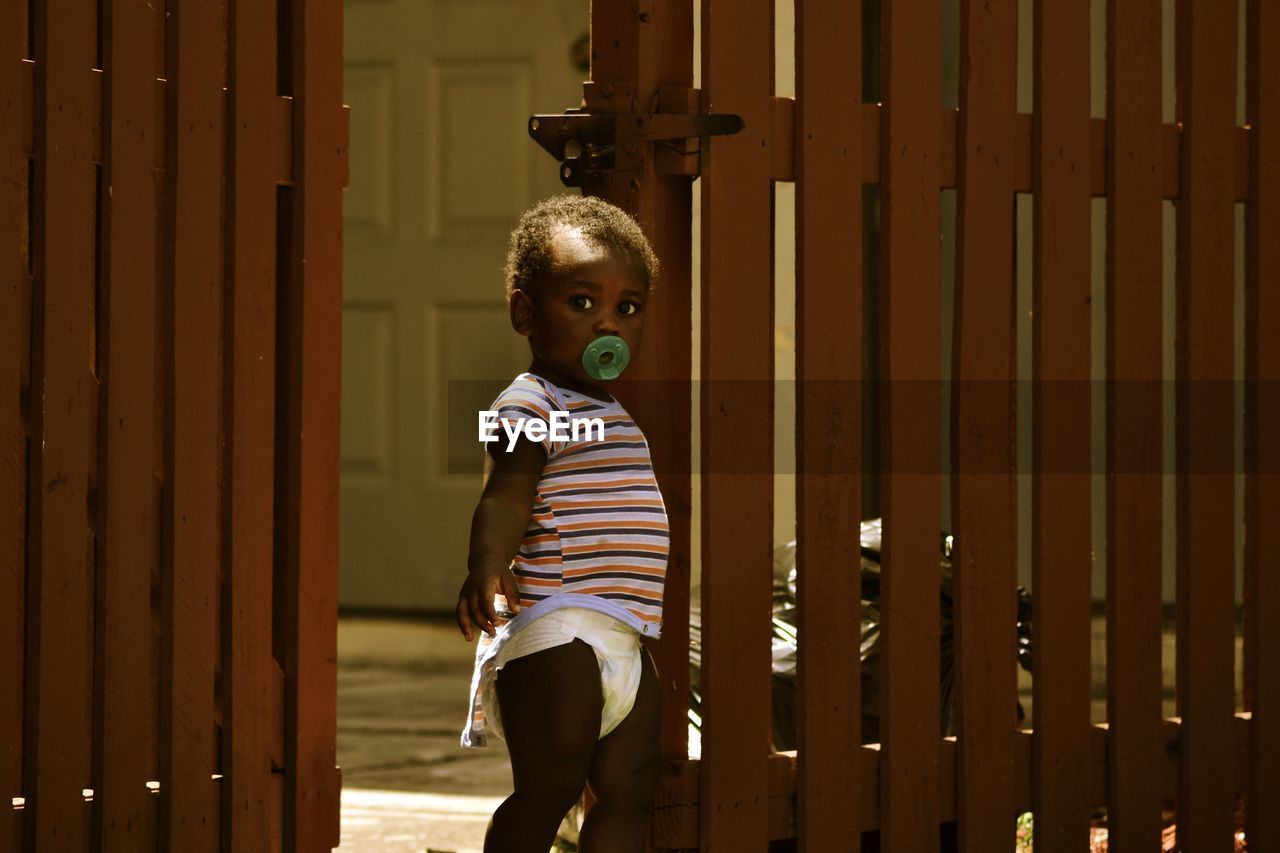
[{"x1": 456, "y1": 194, "x2": 668, "y2": 853}]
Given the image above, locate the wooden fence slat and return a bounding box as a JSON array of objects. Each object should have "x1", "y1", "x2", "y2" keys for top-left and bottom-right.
[
  {"x1": 878, "y1": 0, "x2": 942, "y2": 847},
  {"x1": 952, "y1": 0, "x2": 1018, "y2": 848},
  {"x1": 1103, "y1": 0, "x2": 1167, "y2": 848},
  {"x1": 794, "y1": 0, "x2": 862, "y2": 849},
  {"x1": 633, "y1": 158, "x2": 694, "y2": 764},
  {"x1": 585, "y1": 0, "x2": 695, "y2": 766},
  {"x1": 1031, "y1": 0, "x2": 1095, "y2": 849},
  {"x1": 160, "y1": 0, "x2": 226, "y2": 846},
  {"x1": 698, "y1": 0, "x2": 774, "y2": 849},
  {"x1": 26, "y1": 1, "x2": 97, "y2": 848},
  {"x1": 225, "y1": 0, "x2": 279, "y2": 848},
  {"x1": 1, "y1": 1, "x2": 29, "y2": 849},
  {"x1": 1, "y1": 4, "x2": 25, "y2": 840},
  {"x1": 284, "y1": 2, "x2": 344, "y2": 849},
  {"x1": 1243, "y1": 0, "x2": 1279, "y2": 848},
  {"x1": 1174, "y1": 0, "x2": 1238, "y2": 847},
  {"x1": 94, "y1": 0, "x2": 162, "y2": 849}
]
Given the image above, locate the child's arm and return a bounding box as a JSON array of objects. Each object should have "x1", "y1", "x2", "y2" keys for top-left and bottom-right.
[{"x1": 455, "y1": 435, "x2": 547, "y2": 641}]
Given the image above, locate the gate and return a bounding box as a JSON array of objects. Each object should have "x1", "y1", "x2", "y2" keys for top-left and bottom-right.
[
  {"x1": 560, "y1": 0, "x2": 1278, "y2": 850},
  {"x1": 2, "y1": 1, "x2": 346, "y2": 850}
]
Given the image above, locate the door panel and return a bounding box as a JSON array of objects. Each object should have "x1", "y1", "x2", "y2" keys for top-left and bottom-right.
[{"x1": 342, "y1": 0, "x2": 588, "y2": 610}]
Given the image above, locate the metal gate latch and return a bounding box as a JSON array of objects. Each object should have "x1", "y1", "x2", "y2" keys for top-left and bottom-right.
[{"x1": 528, "y1": 91, "x2": 743, "y2": 188}]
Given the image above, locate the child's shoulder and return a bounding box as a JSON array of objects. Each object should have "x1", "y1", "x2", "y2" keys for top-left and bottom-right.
[{"x1": 498, "y1": 371, "x2": 556, "y2": 398}]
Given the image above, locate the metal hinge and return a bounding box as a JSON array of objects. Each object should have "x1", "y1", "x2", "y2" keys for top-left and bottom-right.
[{"x1": 528, "y1": 84, "x2": 743, "y2": 188}]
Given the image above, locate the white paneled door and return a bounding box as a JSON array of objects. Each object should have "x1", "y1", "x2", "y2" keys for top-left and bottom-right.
[{"x1": 342, "y1": 0, "x2": 588, "y2": 610}]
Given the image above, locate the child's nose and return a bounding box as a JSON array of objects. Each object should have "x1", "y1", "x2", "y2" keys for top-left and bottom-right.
[{"x1": 593, "y1": 313, "x2": 620, "y2": 335}]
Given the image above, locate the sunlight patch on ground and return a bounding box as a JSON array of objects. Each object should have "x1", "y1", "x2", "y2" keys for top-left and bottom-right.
[{"x1": 340, "y1": 788, "x2": 503, "y2": 853}]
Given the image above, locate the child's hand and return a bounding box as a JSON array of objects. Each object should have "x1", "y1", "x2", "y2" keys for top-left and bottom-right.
[
  {"x1": 456, "y1": 564, "x2": 522, "y2": 642},
  {"x1": 458, "y1": 434, "x2": 544, "y2": 642}
]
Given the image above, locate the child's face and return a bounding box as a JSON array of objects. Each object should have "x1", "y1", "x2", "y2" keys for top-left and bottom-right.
[{"x1": 511, "y1": 228, "x2": 648, "y2": 389}]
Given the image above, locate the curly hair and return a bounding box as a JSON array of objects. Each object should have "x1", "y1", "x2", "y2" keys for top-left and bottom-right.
[{"x1": 504, "y1": 195, "x2": 660, "y2": 300}]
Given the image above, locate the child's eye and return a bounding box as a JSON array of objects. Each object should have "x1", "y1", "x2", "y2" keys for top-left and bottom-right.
[
  {"x1": 570, "y1": 295, "x2": 594, "y2": 310},
  {"x1": 618, "y1": 301, "x2": 642, "y2": 317}
]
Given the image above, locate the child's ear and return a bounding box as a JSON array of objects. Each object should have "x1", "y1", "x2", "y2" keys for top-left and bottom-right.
[{"x1": 510, "y1": 288, "x2": 534, "y2": 336}]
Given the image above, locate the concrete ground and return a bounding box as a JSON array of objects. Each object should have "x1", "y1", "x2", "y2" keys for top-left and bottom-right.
[{"x1": 336, "y1": 616, "x2": 515, "y2": 853}]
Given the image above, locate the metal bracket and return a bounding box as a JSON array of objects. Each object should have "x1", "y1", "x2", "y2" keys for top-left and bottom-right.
[{"x1": 527, "y1": 95, "x2": 744, "y2": 188}]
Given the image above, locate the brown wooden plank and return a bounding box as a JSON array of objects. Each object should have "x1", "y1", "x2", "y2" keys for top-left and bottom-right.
[
  {"x1": 93, "y1": 0, "x2": 163, "y2": 849},
  {"x1": 653, "y1": 715, "x2": 1257, "y2": 845},
  {"x1": 988, "y1": 115, "x2": 1255, "y2": 200},
  {"x1": 24, "y1": 1, "x2": 97, "y2": 849},
  {"x1": 1243, "y1": 0, "x2": 1279, "y2": 848},
  {"x1": 284, "y1": 1, "x2": 344, "y2": 849},
  {"x1": 0, "y1": 0, "x2": 28, "y2": 847},
  {"x1": 0, "y1": 0, "x2": 29, "y2": 845},
  {"x1": 952, "y1": 0, "x2": 1018, "y2": 849},
  {"x1": 665, "y1": 96, "x2": 1257, "y2": 204},
  {"x1": 878, "y1": 0, "x2": 943, "y2": 847},
  {"x1": 698, "y1": 0, "x2": 774, "y2": 849},
  {"x1": 1030, "y1": 0, "x2": 1095, "y2": 849},
  {"x1": 586, "y1": 0, "x2": 695, "y2": 764},
  {"x1": 653, "y1": 754, "x2": 806, "y2": 847},
  {"x1": 159, "y1": 0, "x2": 226, "y2": 846},
  {"x1": 1102, "y1": 0, "x2": 1166, "y2": 849},
  {"x1": 224, "y1": 0, "x2": 278, "y2": 847},
  {"x1": 1174, "y1": 0, "x2": 1238, "y2": 847},
  {"x1": 794, "y1": 0, "x2": 862, "y2": 849}
]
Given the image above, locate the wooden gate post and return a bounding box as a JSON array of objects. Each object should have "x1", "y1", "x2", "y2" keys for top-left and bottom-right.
[
  {"x1": 1243, "y1": 1, "x2": 1280, "y2": 847},
  {"x1": 161, "y1": 0, "x2": 225, "y2": 843},
  {"x1": 877, "y1": 0, "x2": 943, "y2": 845},
  {"x1": 0, "y1": 1, "x2": 27, "y2": 844},
  {"x1": 794, "y1": 1, "x2": 863, "y2": 848},
  {"x1": 587, "y1": 0, "x2": 696, "y2": 781},
  {"x1": 26, "y1": 2, "x2": 96, "y2": 847},
  {"x1": 696, "y1": 0, "x2": 776, "y2": 848},
  {"x1": 1174, "y1": 0, "x2": 1240, "y2": 845},
  {"x1": 283, "y1": 1, "x2": 346, "y2": 849},
  {"x1": 1101, "y1": 0, "x2": 1165, "y2": 847},
  {"x1": 952, "y1": 0, "x2": 1019, "y2": 846}
]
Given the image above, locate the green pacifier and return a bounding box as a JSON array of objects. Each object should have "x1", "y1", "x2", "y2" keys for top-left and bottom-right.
[{"x1": 581, "y1": 335, "x2": 631, "y2": 381}]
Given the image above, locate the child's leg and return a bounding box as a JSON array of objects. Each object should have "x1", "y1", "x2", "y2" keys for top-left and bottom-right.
[
  {"x1": 485, "y1": 638, "x2": 603, "y2": 853},
  {"x1": 579, "y1": 647, "x2": 663, "y2": 853}
]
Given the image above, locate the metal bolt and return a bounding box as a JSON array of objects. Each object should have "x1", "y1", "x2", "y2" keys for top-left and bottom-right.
[
  {"x1": 601, "y1": 82, "x2": 614, "y2": 97},
  {"x1": 629, "y1": 177, "x2": 642, "y2": 190}
]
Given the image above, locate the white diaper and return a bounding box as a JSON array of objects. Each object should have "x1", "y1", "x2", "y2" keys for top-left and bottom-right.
[{"x1": 460, "y1": 604, "x2": 643, "y2": 748}]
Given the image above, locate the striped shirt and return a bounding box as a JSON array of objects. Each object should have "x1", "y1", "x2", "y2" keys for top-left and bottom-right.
[{"x1": 487, "y1": 372, "x2": 669, "y2": 638}]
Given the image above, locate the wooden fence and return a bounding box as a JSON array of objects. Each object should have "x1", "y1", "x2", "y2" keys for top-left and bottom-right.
[
  {"x1": 2, "y1": 1, "x2": 346, "y2": 850},
  {"x1": 586, "y1": 0, "x2": 1278, "y2": 850}
]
